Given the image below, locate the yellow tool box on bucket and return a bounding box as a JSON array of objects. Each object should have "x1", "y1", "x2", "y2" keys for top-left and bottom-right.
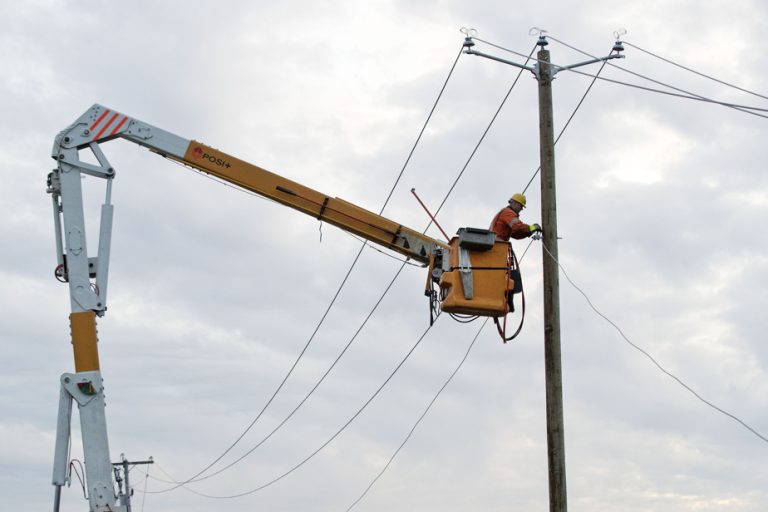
[{"x1": 433, "y1": 228, "x2": 515, "y2": 317}]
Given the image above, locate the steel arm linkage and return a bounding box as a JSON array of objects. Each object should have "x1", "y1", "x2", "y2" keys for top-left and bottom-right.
[{"x1": 48, "y1": 105, "x2": 191, "y2": 512}]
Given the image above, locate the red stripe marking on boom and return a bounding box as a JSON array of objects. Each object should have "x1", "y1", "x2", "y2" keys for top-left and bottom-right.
[
  {"x1": 93, "y1": 113, "x2": 119, "y2": 141},
  {"x1": 90, "y1": 110, "x2": 111, "y2": 131},
  {"x1": 109, "y1": 116, "x2": 128, "y2": 136}
]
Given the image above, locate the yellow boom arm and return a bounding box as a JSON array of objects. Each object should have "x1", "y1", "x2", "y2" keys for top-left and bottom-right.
[{"x1": 173, "y1": 141, "x2": 447, "y2": 263}]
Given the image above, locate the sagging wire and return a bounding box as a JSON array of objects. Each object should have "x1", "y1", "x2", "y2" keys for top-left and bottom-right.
[
  {"x1": 494, "y1": 244, "x2": 525, "y2": 342},
  {"x1": 345, "y1": 317, "x2": 488, "y2": 511},
  {"x1": 342, "y1": 230, "x2": 424, "y2": 267},
  {"x1": 622, "y1": 40, "x2": 768, "y2": 102},
  {"x1": 520, "y1": 41, "x2": 617, "y2": 194},
  {"x1": 449, "y1": 312, "x2": 480, "y2": 323},
  {"x1": 145, "y1": 261, "x2": 409, "y2": 489},
  {"x1": 69, "y1": 459, "x2": 87, "y2": 500},
  {"x1": 540, "y1": 242, "x2": 768, "y2": 445},
  {"x1": 142, "y1": 41, "x2": 467, "y2": 492},
  {"x1": 545, "y1": 34, "x2": 768, "y2": 119},
  {"x1": 143, "y1": 244, "x2": 370, "y2": 493},
  {"x1": 419, "y1": 40, "x2": 537, "y2": 337},
  {"x1": 474, "y1": 34, "x2": 768, "y2": 118},
  {"x1": 146, "y1": 322, "x2": 437, "y2": 499},
  {"x1": 426, "y1": 43, "x2": 537, "y2": 229},
  {"x1": 140, "y1": 462, "x2": 150, "y2": 512}
]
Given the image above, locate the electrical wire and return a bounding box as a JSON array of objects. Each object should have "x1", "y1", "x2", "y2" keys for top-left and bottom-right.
[
  {"x1": 149, "y1": 244, "x2": 369, "y2": 493},
  {"x1": 474, "y1": 35, "x2": 768, "y2": 118},
  {"x1": 140, "y1": 463, "x2": 150, "y2": 512},
  {"x1": 379, "y1": 44, "x2": 465, "y2": 212},
  {"x1": 345, "y1": 318, "x2": 487, "y2": 511},
  {"x1": 69, "y1": 460, "x2": 87, "y2": 500},
  {"x1": 622, "y1": 40, "x2": 768, "y2": 102},
  {"x1": 345, "y1": 238, "x2": 535, "y2": 508},
  {"x1": 147, "y1": 261, "x2": 409, "y2": 488},
  {"x1": 540, "y1": 242, "x2": 768, "y2": 445},
  {"x1": 564, "y1": 69, "x2": 768, "y2": 119},
  {"x1": 146, "y1": 323, "x2": 436, "y2": 499},
  {"x1": 427, "y1": 44, "x2": 537, "y2": 228},
  {"x1": 143, "y1": 39, "x2": 537, "y2": 498},
  {"x1": 545, "y1": 35, "x2": 768, "y2": 119},
  {"x1": 521, "y1": 46, "x2": 615, "y2": 194},
  {"x1": 342, "y1": 231, "x2": 424, "y2": 267},
  {"x1": 144, "y1": 41, "x2": 466, "y2": 490}
]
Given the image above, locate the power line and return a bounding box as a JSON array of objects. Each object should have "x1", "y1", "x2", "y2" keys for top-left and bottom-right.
[
  {"x1": 540, "y1": 242, "x2": 768, "y2": 445},
  {"x1": 149, "y1": 262, "x2": 409, "y2": 488},
  {"x1": 145, "y1": 40, "x2": 538, "y2": 498},
  {"x1": 379, "y1": 44, "x2": 465, "y2": 213},
  {"x1": 345, "y1": 236, "x2": 538, "y2": 509},
  {"x1": 346, "y1": 318, "x2": 488, "y2": 511},
  {"x1": 149, "y1": 244, "x2": 369, "y2": 493},
  {"x1": 623, "y1": 40, "x2": 768, "y2": 102},
  {"x1": 343, "y1": 231, "x2": 425, "y2": 266},
  {"x1": 522, "y1": 46, "x2": 615, "y2": 194},
  {"x1": 474, "y1": 35, "x2": 768, "y2": 118},
  {"x1": 145, "y1": 323, "x2": 437, "y2": 499},
  {"x1": 428, "y1": 44, "x2": 537, "y2": 227},
  {"x1": 145, "y1": 40, "x2": 529, "y2": 496},
  {"x1": 545, "y1": 35, "x2": 768, "y2": 119},
  {"x1": 179, "y1": 43, "x2": 541, "y2": 491},
  {"x1": 145, "y1": 42, "x2": 466, "y2": 490},
  {"x1": 564, "y1": 68, "x2": 768, "y2": 118}
]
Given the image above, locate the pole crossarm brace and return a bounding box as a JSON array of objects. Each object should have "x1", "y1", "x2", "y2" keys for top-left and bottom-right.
[
  {"x1": 463, "y1": 35, "x2": 625, "y2": 79},
  {"x1": 463, "y1": 47, "x2": 536, "y2": 73}
]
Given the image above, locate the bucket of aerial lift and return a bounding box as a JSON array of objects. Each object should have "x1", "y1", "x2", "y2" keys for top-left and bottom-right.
[{"x1": 438, "y1": 228, "x2": 513, "y2": 317}]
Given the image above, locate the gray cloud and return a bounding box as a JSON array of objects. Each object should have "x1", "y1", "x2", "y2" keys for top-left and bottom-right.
[{"x1": 1, "y1": 1, "x2": 767, "y2": 511}]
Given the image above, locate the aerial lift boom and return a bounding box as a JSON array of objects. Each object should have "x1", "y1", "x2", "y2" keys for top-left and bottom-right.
[{"x1": 48, "y1": 104, "x2": 518, "y2": 511}]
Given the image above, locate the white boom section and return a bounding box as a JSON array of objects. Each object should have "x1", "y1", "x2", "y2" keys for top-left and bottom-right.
[{"x1": 48, "y1": 103, "x2": 184, "y2": 512}]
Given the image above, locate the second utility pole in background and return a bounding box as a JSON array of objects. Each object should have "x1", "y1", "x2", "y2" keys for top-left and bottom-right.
[{"x1": 535, "y1": 35, "x2": 567, "y2": 512}]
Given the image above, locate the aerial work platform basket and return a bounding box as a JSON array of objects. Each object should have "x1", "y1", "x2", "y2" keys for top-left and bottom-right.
[{"x1": 435, "y1": 228, "x2": 515, "y2": 317}]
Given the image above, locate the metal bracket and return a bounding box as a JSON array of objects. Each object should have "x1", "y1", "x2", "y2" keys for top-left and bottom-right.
[
  {"x1": 61, "y1": 372, "x2": 102, "y2": 407},
  {"x1": 458, "y1": 247, "x2": 474, "y2": 299},
  {"x1": 465, "y1": 34, "x2": 625, "y2": 81}
]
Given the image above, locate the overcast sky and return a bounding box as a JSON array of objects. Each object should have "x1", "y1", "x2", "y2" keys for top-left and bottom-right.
[{"x1": 2, "y1": 1, "x2": 767, "y2": 511}]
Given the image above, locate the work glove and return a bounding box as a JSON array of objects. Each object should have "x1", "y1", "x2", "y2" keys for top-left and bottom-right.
[{"x1": 529, "y1": 223, "x2": 542, "y2": 240}]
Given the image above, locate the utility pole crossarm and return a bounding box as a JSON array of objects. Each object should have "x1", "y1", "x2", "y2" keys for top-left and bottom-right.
[
  {"x1": 463, "y1": 48, "x2": 536, "y2": 73},
  {"x1": 553, "y1": 52, "x2": 624, "y2": 74}
]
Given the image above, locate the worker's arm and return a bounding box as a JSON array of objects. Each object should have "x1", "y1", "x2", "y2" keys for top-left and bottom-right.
[
  {"x1": 492, "y1": 208, "x2": 539, "y2": 240},
  {"x1": 508, "y1": 218, "x2": 541, "y2": 239}
]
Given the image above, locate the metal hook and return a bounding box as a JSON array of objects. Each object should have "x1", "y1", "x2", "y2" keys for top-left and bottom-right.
[
  {"x1": 529, "y1": 27, "x2": 548, "y2": 36},
  {"x1": 460, "y1": 27, "x2": 478, "y2": 37}
]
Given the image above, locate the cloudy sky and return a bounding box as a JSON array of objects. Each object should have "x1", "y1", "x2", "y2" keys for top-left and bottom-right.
[{"x1": 2, "y1": 1, "x2": 767, "y2": 511}]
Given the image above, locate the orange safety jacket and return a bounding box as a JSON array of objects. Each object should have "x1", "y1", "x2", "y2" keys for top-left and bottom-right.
[{"x1": 490, "y1": 207, "x2": 532, "y2": 241}]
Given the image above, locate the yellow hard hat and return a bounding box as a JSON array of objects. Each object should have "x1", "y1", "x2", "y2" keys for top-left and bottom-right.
[{"x1": 510, "y1": 193, "x2": 527, "y2": 207}]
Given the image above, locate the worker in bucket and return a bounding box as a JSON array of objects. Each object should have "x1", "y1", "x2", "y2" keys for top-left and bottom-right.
[{"x1": 489, "y1": 193, "x2": 542, "y2": 241}]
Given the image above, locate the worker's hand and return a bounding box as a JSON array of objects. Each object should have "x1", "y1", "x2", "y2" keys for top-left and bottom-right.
[{"x1": 530, "y1": 223, "x2": 542, "y2": 233}]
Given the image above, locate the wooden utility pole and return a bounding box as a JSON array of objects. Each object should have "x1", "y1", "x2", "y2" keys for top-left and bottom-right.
[
  {"x1": 463, "y1": 31, "x2": 623, "y2": 512},
  {"x1": 113, "y1": 455, "x2": 154, "y2": 512},
  {"x1": 536, "y1": 38, "x2": 567, "y2": 512}
]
